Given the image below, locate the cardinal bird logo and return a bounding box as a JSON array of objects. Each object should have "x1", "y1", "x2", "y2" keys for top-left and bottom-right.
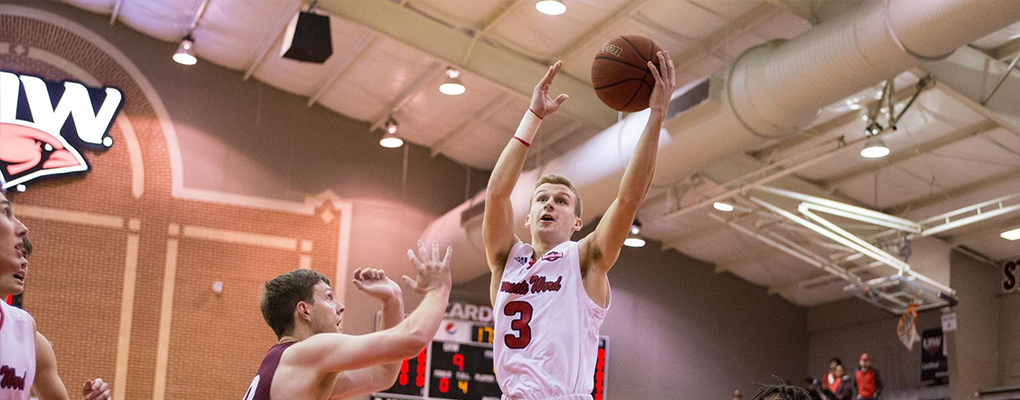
[
  {"x1": 0, "y1": 70, "x2": 123, "y2": 190},
  {"x1": 0, "y1": 120, "x2": 89, "y2": 189}
]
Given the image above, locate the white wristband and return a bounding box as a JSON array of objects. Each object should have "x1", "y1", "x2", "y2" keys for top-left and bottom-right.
[{"x1": 513, "y1": 109, "x2": 542, "y2": 145}]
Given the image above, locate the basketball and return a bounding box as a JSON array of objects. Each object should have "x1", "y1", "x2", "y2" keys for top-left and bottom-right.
[{"x1": 591, "y1": 34, "x2": 663, "y2": 112}]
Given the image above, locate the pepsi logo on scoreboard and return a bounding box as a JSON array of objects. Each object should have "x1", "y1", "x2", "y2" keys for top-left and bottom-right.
[{"x1": 0, "y1": 70, "x2": 123, "y2": 190}]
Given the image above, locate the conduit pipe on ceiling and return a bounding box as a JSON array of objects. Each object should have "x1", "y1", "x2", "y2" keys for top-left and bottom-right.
[{"x1": 422, "y1": 0, "x2": 1020, "y2": 284}]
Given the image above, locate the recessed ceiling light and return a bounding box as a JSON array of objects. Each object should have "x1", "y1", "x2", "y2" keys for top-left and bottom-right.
[
  {"x1": 1002, "y1": 227, "x2": 1020, "y2": 241},
  {"x1": 713, "y1": 202, "x2": 735, "y2": 212},
  {"x1": 536, "y1": 0, "x2": 566, "y2": 16}
]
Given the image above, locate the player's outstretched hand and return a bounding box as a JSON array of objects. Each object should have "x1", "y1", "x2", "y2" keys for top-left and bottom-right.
[
  {"x1": 352, "y1": 267, "x2": 401, "y2": 301},
  {"x1": 530, "y1": 61, "x2": 569, "y2": 119},
  {"x1": 82, "y1": 378, "x2": 111, "y2": 400},
  {"x1": 402, "y1": 240, "x2": 452, "y2": 294},
  {"x1": 647, "y1": 50, "x2": 675, "y2": 116}
]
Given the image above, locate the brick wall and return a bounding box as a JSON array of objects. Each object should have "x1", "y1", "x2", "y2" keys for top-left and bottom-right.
[{"x1": 2, "y1": 11, "x2": 344, "y2": 400}]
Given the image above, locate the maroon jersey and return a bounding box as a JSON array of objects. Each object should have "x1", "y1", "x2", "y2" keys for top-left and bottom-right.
[{"x1": 242, "y1": 342, "x2": 297, "y2": 400}]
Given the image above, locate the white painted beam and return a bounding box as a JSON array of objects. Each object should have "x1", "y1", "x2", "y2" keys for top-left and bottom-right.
[
  {"x1": 368, "y1": 62, "x2": 444, "y2": 132},
  {"x1": 321, "y1": 0, "x2": 617, "y2": 128},
  {"x1": 307, "y1": 32, "x2": 374, "y2": 107},
  {"x1": 243, "y1": 0, "x2": 304, "y2": 81},
  {"x1": 109, "y1": 0, "x2": 123, "y2": 25},
  {"x1": 430, "y1": 93, "x2": 513, "y2": 156},
  {"x1": 921, "y1": 46, "x2": 1020, "y2": 136},
  {"x1": 823, "y1": 119, "x2": 1001, "y2": 190}
]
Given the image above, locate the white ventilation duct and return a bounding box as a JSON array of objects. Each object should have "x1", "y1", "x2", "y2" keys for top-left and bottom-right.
[{"x1": 423, "y1": 0, "x2": 1020, "y2": 284}]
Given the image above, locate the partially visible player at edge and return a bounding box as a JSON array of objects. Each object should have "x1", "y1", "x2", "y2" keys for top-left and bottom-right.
[
  {"x1": 0, "y1": 189, "x2": 112, "y2": 400},
  {"x1": 483, "y1": 51, "x2": 675, "y2": 400},
  {"x1": 243, "y1": 240, "x2": 452, "y2": 400}
]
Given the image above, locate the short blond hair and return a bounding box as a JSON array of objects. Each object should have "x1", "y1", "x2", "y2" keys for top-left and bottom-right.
[{"x1": 534, "y1": 174, "x2": 582, "y2": 218}]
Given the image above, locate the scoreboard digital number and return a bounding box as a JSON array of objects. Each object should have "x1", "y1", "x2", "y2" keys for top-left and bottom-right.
[
  {"x1": 429, "y1": 341, "x2": 501, "y2": 400},
  {"x1": 375, "y1": 315, "x2": 608, "y2": 400}
]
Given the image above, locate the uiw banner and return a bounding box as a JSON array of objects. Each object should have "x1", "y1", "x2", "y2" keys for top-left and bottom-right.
[{"x1": 0, "y1": 70, "x2": 123, "y2": 190}]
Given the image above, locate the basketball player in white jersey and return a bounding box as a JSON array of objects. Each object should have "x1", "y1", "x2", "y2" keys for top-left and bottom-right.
[
  {"x1": 0, "y1": 190, "x2": 112, "y2": 400},
  {"x1": 483, "y1": 52, "x2": 674, "y2": 400},
  {"x1": 243, "y1": 240, "x2": 452, "y2": 400}
]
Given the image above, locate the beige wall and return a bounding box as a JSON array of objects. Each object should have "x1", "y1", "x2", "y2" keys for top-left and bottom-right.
[
  {"x1": 1000, "y1": 289, "x2": 1020, "y2": 386},
  {"x1": 948, "y1": 251, "x2": 1002, "y2": 399}
]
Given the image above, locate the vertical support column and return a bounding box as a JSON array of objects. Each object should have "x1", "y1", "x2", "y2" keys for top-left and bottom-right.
[
  {"x1": 113, "y1": 219, "x2": 141, "y2": 400},
  {"x1": 153, "y1": 224, "x2": 181, "y2": 400}
]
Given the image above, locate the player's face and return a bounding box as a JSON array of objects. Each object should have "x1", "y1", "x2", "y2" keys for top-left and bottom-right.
[
  {"x1": 0, "y1": 192, "x2": 30, "y2": 297},
  {"x1": 308, "y1": 281, "x2": 345, "y2": 334},
  {"x1": 834, "y1": 365, "x2": 845, "y2": 377},
  {"x1": 526, "y1": 183, "x2": 581, "y2": 244}
]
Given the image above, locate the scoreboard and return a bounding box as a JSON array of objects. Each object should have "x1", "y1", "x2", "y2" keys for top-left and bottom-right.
[{"x1": 374, "y1": 317, "x2": 608, "y2": 400}]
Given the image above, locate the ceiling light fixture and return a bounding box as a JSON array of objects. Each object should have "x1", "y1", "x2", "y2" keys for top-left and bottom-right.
[
  {"x1": 379, "y1": 118, "x2": 403, "y2": 148},
  {"x1": 860, "y1": 138, "x2": 890, "y2": 158},
  {"x1": 860, "y1": 120, "x2": 889, "y2": 158},
  {"x1": 1002, "y1": 227, "x2": 1020, "y2": 241},
  {"x1": 536, "y1": 0, "x2": 566, "y2": 16},
  {"x1": 713, "y1": 202, "x2": 735, "y2": 212},
  {"x1": 173, "y1": 34, "x2": 197, "y2": 65},
  {"x1": 624, "y1": 221, "x2": 646, "y2": 248},
  {"x1": 439, "y1": 67, "x2": 466, "y2": 96}
]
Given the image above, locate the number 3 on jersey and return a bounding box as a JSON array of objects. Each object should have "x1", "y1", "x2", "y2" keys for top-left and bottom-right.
[{"x1": 503, "y1": 301, "x2": 533, "y2": 348}]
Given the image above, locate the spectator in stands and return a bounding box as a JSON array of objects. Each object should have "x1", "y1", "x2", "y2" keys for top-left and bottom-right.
[
  {"x1": 824, "y1": 357, "x2": 843, "y2": 392},
  {"x1": 831, "y1": 364, "x2": 852, "y2": 400},
  {"x1": 853, "y1": 353, "x2": 883, "y2": 400}
]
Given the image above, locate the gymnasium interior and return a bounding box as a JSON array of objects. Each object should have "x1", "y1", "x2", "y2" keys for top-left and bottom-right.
[{"x1": 0, "y1": 0, "x2": 1018, "y2": 399}]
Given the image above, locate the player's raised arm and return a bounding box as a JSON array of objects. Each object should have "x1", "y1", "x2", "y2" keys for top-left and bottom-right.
[
  {"x1": 581, "y1": 51, "x2": 675, "y2": 275},
  {"x1": 484, "y1": 62, "x2": 569, "y2": 299},
  {"x1": 287, "y1": 241, "x2": 452, "y2": 375},
  {"x1": 327, "y1": 268, "x2": 407, "y2": 398}
]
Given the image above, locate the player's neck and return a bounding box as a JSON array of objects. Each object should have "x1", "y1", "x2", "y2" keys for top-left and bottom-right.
[
  {"x1": 531, "y1": 237, "x2": 567, "y2": 259},
  {"x1": 281, "y1": 326, "x2": 314, "y2": 343}
]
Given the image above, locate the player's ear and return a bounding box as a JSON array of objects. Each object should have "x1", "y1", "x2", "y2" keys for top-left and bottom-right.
[
  {"x1": 573, "y1": 216, "x2": 583, "y2": 232},
  {"x1": 296, "y1": 302, "x2": 311, "y2": 322},
  {"x1": 524, "y1": 214, "x2": 531, "y2": 228}
]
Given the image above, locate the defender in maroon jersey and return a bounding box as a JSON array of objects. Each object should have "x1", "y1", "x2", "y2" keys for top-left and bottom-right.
[{"x1": 243, "y1": 240, "x2": 452, "y2": 400}]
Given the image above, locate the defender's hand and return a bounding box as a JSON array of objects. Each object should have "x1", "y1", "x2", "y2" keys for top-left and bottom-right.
[
  {"x1": 402, "y1": 240, "x2": 452, "y2": 293},
  {"x1": 530, "y1": 61, "x2": 569, "y2": 119},
  {"x1": 647, "y1": 51, "x2": 675, "y2": 116},
  {"x1": 82, "y1": 379, "x2": 111, "y2": 400},
  {"x1": 352, "y1": 268, "x2": 401, "y2": 301}
]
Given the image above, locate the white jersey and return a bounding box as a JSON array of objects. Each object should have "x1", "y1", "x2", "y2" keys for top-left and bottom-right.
[
  {"x1": 0, "y1": 300, "x2": 36, "y2": 400},
  {"x1": 494, "y1": 240, "x2": 609, "y2": 400}
]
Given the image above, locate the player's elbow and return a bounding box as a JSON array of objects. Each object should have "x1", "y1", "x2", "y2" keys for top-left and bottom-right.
[
  {"x1": 371, "y1": 365, "x2": 401, "y2": 393},
  {"x1": 393, "y1": 327, "x2": 430, "y2": 358},
  {"x1": 409, "y1": 326, "x2": 433, "y2": 351},
  {"x1": 615, "y1": 196, "x2": 644, "y2": 214}
]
